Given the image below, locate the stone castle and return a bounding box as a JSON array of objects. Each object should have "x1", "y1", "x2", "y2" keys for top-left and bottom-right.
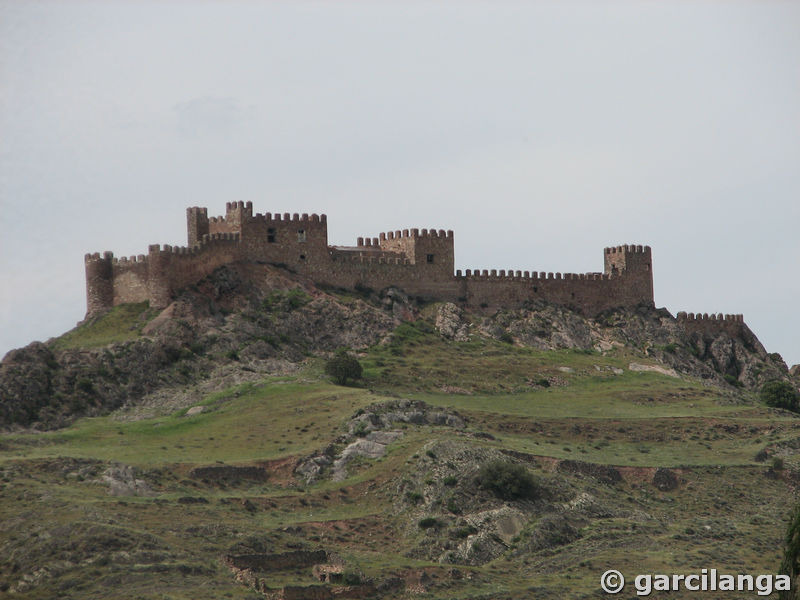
[{"x1": 84, "y1": 201, "x2": 745, "y2": 335}]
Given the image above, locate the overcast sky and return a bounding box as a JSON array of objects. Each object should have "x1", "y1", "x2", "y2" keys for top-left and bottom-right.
[{"x1": 1, "y1": 1, "x2": 798, "y2": 366}]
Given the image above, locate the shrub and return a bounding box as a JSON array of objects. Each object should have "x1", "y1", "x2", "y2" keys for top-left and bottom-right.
[
  {"x1": 324, "y1": 350, "x2": 363, "y2": 386},
  {"x1": 341, "y1": 569, "x2": 362, "y2": 585},
  {"x1": 443, "y1": 475, "x2": 458, "y2": 487},
  {"x1": 418, "y1": 517, "x2": 439, "y2": 529},
  {"x1": 773, "y1": 457, "x2": 785, "y2": 471},
  {"x1": 476, "y1": 460, "x2": 538, "y2": 500},
  {"x1": 454, "y1": 525, "x2": 477, "y2": 538},
  {"x1": 761, "y1": 381, "x2": 800, "y2": 412},
  {"x1": 724, "y1": 374, "x2": 743, "y2": 388},
  {"x1": 405, "y1": 491, "x2": 423, "y2": 504},
  {"x1": 445, "y1": 497, "x2": 461, "y2": 514}
]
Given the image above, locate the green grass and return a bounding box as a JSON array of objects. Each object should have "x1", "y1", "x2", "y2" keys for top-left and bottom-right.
[
  {"x1": 50, "y1": 302, "x2": 155, "y2": 349},
  {"x1": 0, "y1": 380, "x2": 378, "y2": 466},
  {"x1": 2, "y1": 317, "x2": 798, "y2": 600}
]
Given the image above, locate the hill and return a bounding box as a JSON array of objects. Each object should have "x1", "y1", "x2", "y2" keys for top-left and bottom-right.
[{"x1": 0, "y1": 264, "x2": 798, "y2": 598}]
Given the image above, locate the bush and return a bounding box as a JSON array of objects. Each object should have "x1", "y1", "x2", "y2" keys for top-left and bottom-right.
[
  {"x1": 761, "y1": 381, "x2": 800, "y2": 412},
  {"x1": 418, "y1": 517, "x2": 439, "y2": 529},
  {"x1": 341, "y1": 569, "x2": 362, "y2": 585},
  {"x1": 405, "y1": 491, "x2": 423, "y2": 504},
  {"x1": 724, "y1": 374, "x2": 744, "y2": 388},
  {"x1": 324, "y1": 350, "x2": 363, "y2": 386},
  {"x1": 476, "y1": 460, "x2": 538, "y2": 500}
]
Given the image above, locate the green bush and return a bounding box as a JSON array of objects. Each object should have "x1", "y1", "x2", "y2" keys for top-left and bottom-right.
[
  {"x1": 761, "y1": 381, "x2": 800, "y2": 412},
  {"x1": 476, "y1": 460, "x2": 538, "y2": 500},
  {"x1": 418, "y1": 517, "x2": 439, "y2": 529},
  {"x1": 405, "y1": 491, "x2": 423, "y2": 504},
  {"x1": 453, "y1": 525, "x2": 477, "y2": 538},
  {"x1": 724, "y1": 374, "x2": 744, "y2": 388},
  {"x1": 341, "y1": 569, "x2": 362, "y2": 585},
  {"x1": 324, "y1": 350, "x2": 363, "y2": 385}
]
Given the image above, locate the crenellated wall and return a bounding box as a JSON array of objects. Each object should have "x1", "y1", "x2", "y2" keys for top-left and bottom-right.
[
  {"x1": 676, "y1": 312, "x2": 746, "y2": 339},
  {"x1": 85, "y1": 203, "x2": 656, "y2": 317}
]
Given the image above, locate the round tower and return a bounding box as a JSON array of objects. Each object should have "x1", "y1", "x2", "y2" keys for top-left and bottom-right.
[{"x1": 84, "y1": 251, "x2": 114, "y2": 316}]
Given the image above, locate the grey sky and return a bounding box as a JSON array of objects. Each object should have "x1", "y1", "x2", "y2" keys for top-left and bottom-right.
[{"x1": 1, "y1": 1, "x2": 798, "y2": 366}]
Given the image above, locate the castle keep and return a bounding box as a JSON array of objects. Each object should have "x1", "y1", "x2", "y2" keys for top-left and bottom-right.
[{"x1": 85, "y1": 202, "x2": 740, "y2": 335}]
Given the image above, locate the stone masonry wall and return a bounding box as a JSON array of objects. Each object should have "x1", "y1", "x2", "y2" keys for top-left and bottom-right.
[
  {"x1": 676, "y1": 312, "x2": 746, "y2": 339},
  {"x1": 85, "y1": 204, "x2": 656, "y2": 317}
]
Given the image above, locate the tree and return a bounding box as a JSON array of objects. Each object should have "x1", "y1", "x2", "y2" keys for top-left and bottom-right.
[
  {"x1": 324, "y1": 349, "x2": 363, "y2": 386},
  {"x1": 476, "y1": 460, "x2": 538, "y2": 500},
  {"x1": 761, "y1": 381, "x2": 800, "y2": 412}
]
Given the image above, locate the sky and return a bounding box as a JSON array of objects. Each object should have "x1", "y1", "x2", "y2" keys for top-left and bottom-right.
[{"x1": 1, "y1": 1, "x2": 799, "y2": 366}]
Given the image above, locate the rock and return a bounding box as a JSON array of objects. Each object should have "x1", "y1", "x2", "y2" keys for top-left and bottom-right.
[
  {"x1": 332, "y1": 440, "x2": 388, "y2": 481},
  {"x1": 629, "y1": 363, "x2": 679, "y2": 378},
  {"x1": 102, "y1": 465, "x2": 156, "y2": 497},
  {"x1": 185, "y1": 406, "x2": 204, "y2": 416},
  {"x1": 435, "y1": 303, "x2": 469, "y2": 341},
  {"x1": 365, "y1": 431, "x2": 403, "y2": 444}
]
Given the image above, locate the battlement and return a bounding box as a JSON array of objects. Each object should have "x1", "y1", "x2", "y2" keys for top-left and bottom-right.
[
  {"x1": 251, "y1": 212, "x2": 326, "y2": 223},
  {"x1": 677, "y1": 312, "x2": 744, "y2": 323},
  {"x1": 604, "y1": 244, "x2": 651, "y2": 255},
  {"x1": 456, "y1": 270, "x2": 609, "y2": 281},
  {"x1": 676, "y1": 311, "x2": 748, "y2": 339},
  {"x1": 85, "y1": 203, "x2": 665, "y2": 318}
]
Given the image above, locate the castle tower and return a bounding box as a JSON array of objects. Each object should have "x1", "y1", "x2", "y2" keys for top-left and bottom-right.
[
  {"x1": 187, "y1": 207, "x2": 209, "y2": 246},
  {"x1": 603, "y1": 244, "x2": 654, "y2": 307},
  {"x1": 84, "y1": 251, "x2": 114, "y2": 315}
]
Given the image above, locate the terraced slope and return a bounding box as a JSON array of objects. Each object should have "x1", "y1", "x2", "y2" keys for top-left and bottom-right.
[{"x1": 2, "y1": 328, "x2": 797, "y2": 599}]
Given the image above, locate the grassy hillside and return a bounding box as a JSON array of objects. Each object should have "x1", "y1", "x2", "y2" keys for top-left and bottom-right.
[{"x1": 1, "y1": 323, "x2": 797, "y2": 599}]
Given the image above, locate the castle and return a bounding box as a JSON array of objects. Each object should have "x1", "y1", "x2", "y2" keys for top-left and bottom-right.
[{"x1": 84, "y1": 202, "x2": 745, "y2": 336}]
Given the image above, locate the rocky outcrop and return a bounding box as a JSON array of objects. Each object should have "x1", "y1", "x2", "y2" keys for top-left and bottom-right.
[
  {"x1": 435, "y1": 303, "x2": 470, "y2": 341},
  {"x1": 103, "y1": 464, "x2": 157, "y2": 497},
  {"x1": 296, "y1": 400, "x2": 465, "y2": 483},
  {"x1": 0, "y1": 264, "x2": 400, "y2": 430},
  {"x1": 464, "y1": 303, "x2": 789, "y2": 389},
  {"x1": 1, "y1": 262, "x2": 789, "y2": 430}
]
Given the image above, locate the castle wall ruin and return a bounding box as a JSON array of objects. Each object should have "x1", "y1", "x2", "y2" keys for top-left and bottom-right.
[{"x1": 84, "y1": 202, "x2": 738, "y2": 336}]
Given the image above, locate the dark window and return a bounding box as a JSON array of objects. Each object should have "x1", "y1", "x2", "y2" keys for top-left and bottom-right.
[
  {"x1": 533, "y1": 286, "x2": 538, "y2": 293},
  {"x1": 267, "y1": 228, "x2": 276, "y2": 243},
  {"x1": 426, "y1": 254, "x2": 434, "y2": 263},
  {"x1": 297, "y1": 229, "x2": 306, "y2": 243}
]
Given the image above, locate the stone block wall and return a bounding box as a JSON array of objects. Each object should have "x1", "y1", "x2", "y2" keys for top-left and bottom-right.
[
  {"x1": 676, "y1": 312, "x2": 746, "y2": 339},
  {"x1": 85, "y1": 203, "x2": 657, "y2": 318}
]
